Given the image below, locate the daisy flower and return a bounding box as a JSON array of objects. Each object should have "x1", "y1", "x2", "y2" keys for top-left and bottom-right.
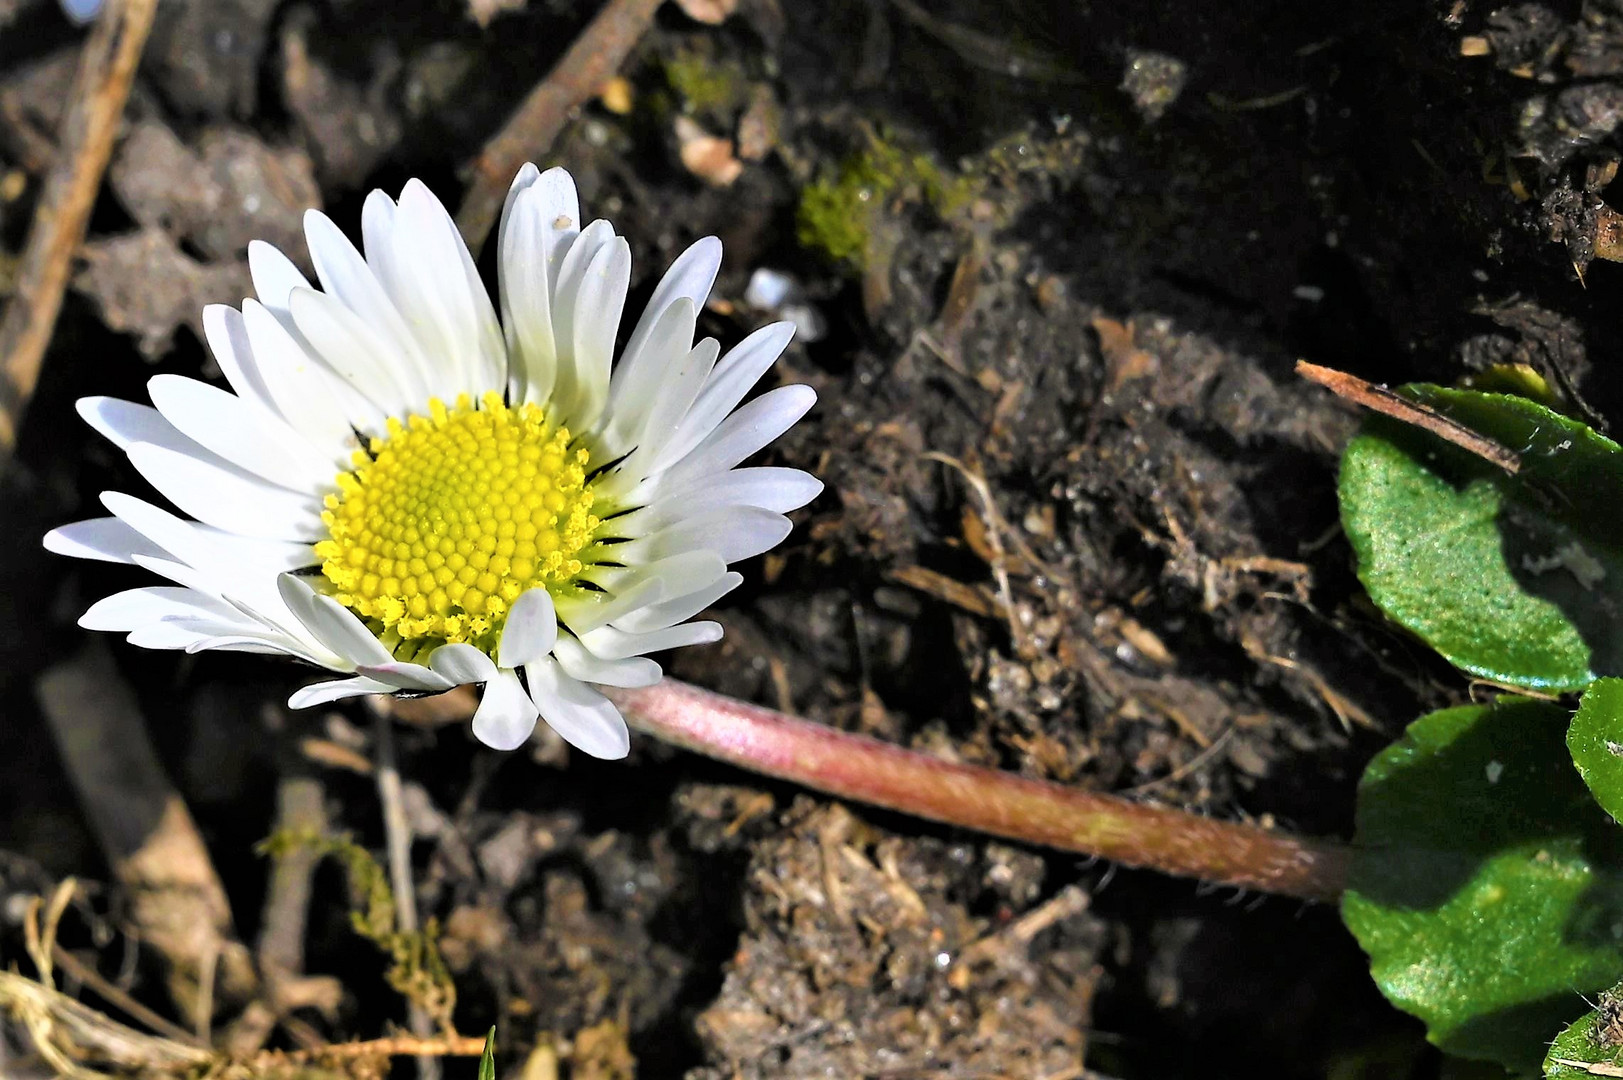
[{"x1": 44, "y1": 165, "x2": 820, "y2": 757}]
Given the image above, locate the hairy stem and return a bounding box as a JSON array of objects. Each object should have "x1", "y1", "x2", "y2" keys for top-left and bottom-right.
[{"x1": 611, "y1": 679, "x2": 1351, "y2": 902}]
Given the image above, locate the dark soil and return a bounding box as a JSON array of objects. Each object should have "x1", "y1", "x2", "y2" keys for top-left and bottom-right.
[{"x1": 3, "y1": 0, "x2": 1620, "y2": 1076}]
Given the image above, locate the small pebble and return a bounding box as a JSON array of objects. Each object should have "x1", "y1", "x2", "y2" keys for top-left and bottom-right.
[{"x1": 60, "y1": 0, "x2": 103, "y2": 24}]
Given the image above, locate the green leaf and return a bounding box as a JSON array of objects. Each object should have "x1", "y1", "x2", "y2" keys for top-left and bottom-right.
[
  {"x1": 1572, "y1": 680, "x2": 1623, "y2": 826},
  {"x1": 1339, "y1": 386, "x2": 1623, "y2": 691},
  {"x1": 1342, "y1": 698, "x2": 1623, "y2": 1073},
  {"x1": 479, "y1": 1026, "x2": 496, "y2": 1080},
  {"x1": 1546, "y1": 987, "x2": 1623, "y2": 1077}
]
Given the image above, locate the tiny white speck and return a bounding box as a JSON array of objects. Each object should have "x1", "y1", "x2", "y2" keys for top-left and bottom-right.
[
  {"x1": 1292, "y1": 284, "x2": 1325, "y2": 302},
  {"x1": 1486, "y1": 760, "x2": 1504, "y2": 784}
]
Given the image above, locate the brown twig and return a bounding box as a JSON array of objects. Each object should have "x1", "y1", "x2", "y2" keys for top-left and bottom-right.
[
  {"x1": 1295, "y1": 360, "x2": 1521, "y2": 474},
  {"x1": 256, "y1": 776, "x2": 329, "y2": 992},
  {"x1": 0, "y1": 0, "x2": 158, "y2": 462},
  {"x1": 34, "y1": 645, "x2": 258, "y2": 1027},
  {"x1": 609, "y1": 679, "x2": 1352, "y2": 902},
  {"x1": 455, "y1": 0, "x2": 665, "y2": 250}
]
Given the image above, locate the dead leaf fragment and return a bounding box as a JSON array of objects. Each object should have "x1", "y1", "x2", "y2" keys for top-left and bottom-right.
[
  {"x1": 673, "y1": 0, "x2": 737, "y2": 24},
  {"x1": 675, "y1": 115, "x2": 743, "y2": 187},
  {"x1": 466, "y1": 0, "x2": 526, "y2": 27},
  {"x1": 598, "y1": 75, "x2": 634, "y2": 115},
  {"x1": 1092, "y1": 315, "x2": 1158, "y2": 388}
]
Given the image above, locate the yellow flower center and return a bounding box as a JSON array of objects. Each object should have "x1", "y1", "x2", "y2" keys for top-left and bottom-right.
[{"x1": 315, "y1": 391, "x2": 599, "y2": 661}]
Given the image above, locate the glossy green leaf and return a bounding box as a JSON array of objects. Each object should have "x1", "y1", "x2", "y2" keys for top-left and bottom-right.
[
  {"x1": 1546, "y1": 989, "x2": 1623, "y2": 1078},
  {"x1": 1571, "y1": 679, "x2": 1623, "y2": 826},
  {"x1": 1339, "y1": 386, "x2": 1623, "y2": 691},
  {"x1": 1342, "y1": 698, "x2": 1623, "y2": 1074}
]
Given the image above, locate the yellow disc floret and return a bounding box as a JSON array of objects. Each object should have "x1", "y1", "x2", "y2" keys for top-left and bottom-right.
[{"x1": 315, "y1": 391, "x2": 599, "y2": 661}]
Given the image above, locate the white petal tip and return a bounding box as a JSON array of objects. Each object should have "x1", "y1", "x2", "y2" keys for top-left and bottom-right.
[
  {"x1": 472, "y1": 715, "x2": 539, "y2": 752},
  {"x1": 471, "y1": 672, "x2": 540, "y2": 750},
  {"x1": 509, "y1": 162, "x2": 541, "y2": 193}
]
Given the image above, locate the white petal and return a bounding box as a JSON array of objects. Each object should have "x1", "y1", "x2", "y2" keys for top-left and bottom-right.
[
  {"x1": 391, "y1": 179, "x2": 504, "y2": 398},
  {"x1": 614, "y1": 336, "x2": 717, "y2": 485},
  {"x1": 499, "y1": 176, "x2": 559, "y2": 406},
  {"x1": 577, "y1": 548, "x2": 727, "y2": 597},
  {"x1": 612, "y1": 571, "x2": 742, "y2": 634},
  {"x1": 548, "y1": 221, "x2": 617, "y2": 414},
  {"x1": 78, "y1": 397, "x2": 196, "y2": 455},
  {"x1": 356, "y1": 661, "x2": 454, "y2": 693},
  {"x1": 471, "y1": 671, "x2": 539, "y2": 751},
  {"x1": 277, "y1": 574, "x2": 390, "y2": 667},
  {"x1": 579, "y1": 620, "x2": 723, "y2": 660},
  {"x1": 248, "y1": 240, "x2": 312, "y2": 325},
  {"x1": 166, "y1": 615, "x2": 281, "y2": 644},
  {"x1": 361, "y1": 189, "x2": 399, "y2": 278},
  {"x1": 187, "y1": 636, "x2": 299, "y2": 656},
  {"x1": 146, "y1": 374, "x2": 336, "y2": 491},
  {"x1": 289, "y1": 287, "x2": 415, "y2": 417},
  {"x1": 207, "y1": 303, "x2": 356, "y2": 459},
  {"x1": 498, "y1": 587, "x2": 558, "y2": 669},
  {"x1": 241, "y1": 299, "x2": 386, "y2": 440},
  {"x1": 654, "y1": 321, "x2": 796, "y2": 473},
  {"x1": 614, "y1": 236, "x2": 721, "y2": 397},
  {"x1": 289, "y1": 675, "x2": 399, "y2": 709},
  {"x1": 497, "y1": 163, "x2": 541, "y2": 249},
  {"x1": 614, "y1": 506, "x2": 791, "y2": 566},
  {"x1": 556, "y1": 233, "x2": 628, "y2": 429},
  {"x1": 617, "y1": 467, "x2": 821, "y2": 534},
  {"x1": 304, "y1": 209, "x2": 434, "y2": 401},
  {"x1": 531, "y1": 167, "x2": 583, "y2": 286},
  {"x1": 653, "y1": 384, "x2": 816, "y2": 491},
  {"x1": 127, "y1": 554, "x2": 332, "y2": 666},
  {"x1": 427, "y1": 642, "x2": 499, "y2": 685},
  {"x1": 203, "y1": 302, "x2": 280, "y2": 420},
  {"x1": 526, "y1": 655, "x2": 629, "y2": 759},
  {"x1": 126, "y1": 621, "x2": 229, "y2": 650},
  {"x1": 554, "y1": 574, "x2": 667, "y2": 636},
  {"x1": 44, "y1": 517, "x2": 166, "y2": 564},
  {"x1": 102, "y1": 492, "x2": 316, "y2": 589},
  {"x1": 552, "y1": 635, "x2": 663, "y2": 688},
  {"x1": 597, "y1": 297, "x2": 697, "y2": 455},
  {"x1": 126, "y1": 442, "x2": 324, "y2": 541},
  {"x1": 81, "y1": 586, "x2": 245, "y2": 631}
]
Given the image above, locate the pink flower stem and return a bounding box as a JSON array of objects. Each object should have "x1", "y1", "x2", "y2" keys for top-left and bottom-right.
[{"x1": 610, "y1": 679, "x2": 1351, "y2": 903}]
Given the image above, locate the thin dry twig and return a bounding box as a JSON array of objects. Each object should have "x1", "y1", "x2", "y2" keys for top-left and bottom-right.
[
  {"x1": 262, "y1": 1033, "x2": 488, "y2": 1064},
  {"x1": 455, "y1": 0, "x2": 665, "y2": 250},
  {"x1": 1296, "y1": 360, "x2": 1521, "y2": 474},
  {"x1": 957, "y1": 884, "x2": 1090, "y2": 967},
  {"x1": 371, "y1": 706, "x2": 440, "y2": 1080},
  {"x1": 0, "y1": 0, "x2": 158, "y2": 462},
  {"x1": 610, "y1": 679, "x2": 1352, "y2": 902},
  {"x1": 48, "y1": 943, "x2": 204, "y2": 1049},
  {"x1": 924, "y1": 451, "x2": 1032, "y2": 655}
]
